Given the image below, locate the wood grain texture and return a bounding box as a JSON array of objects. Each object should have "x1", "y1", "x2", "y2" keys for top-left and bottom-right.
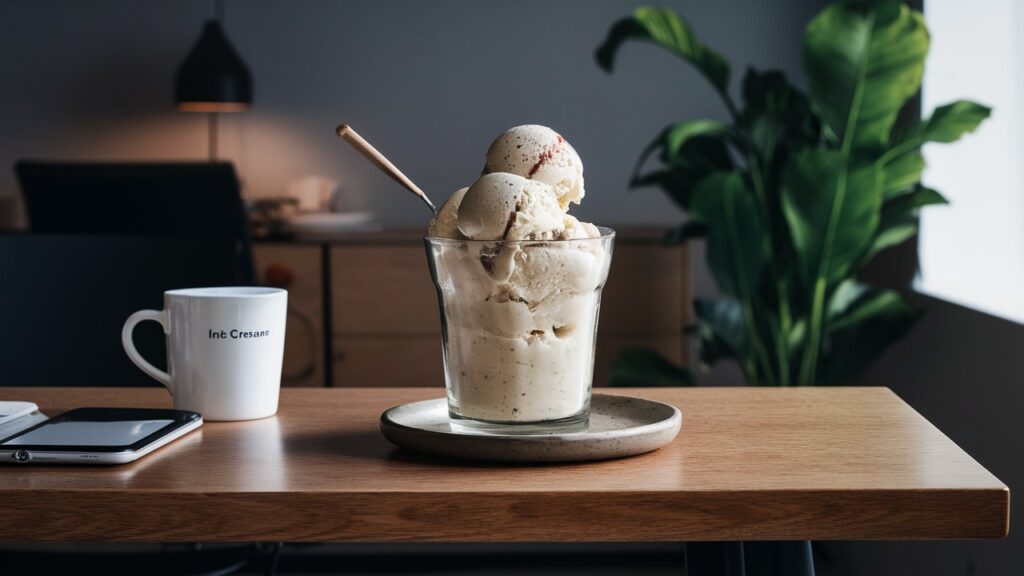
[
  {"x1": 330, "y1": 245, "x2": 439, "y2": 334},
  {"x1": 0, "y1": 387, "x2": 1007, "y2": 542},
  {"x1": 333, "y1": 336, "x2": 442, "y2": 387},
  {"x1": 254, "y1": 244, "x2": 326, "y2": 387},
  {"x1": 602, "y1": 243, "x2": 688, "y2": 334}
]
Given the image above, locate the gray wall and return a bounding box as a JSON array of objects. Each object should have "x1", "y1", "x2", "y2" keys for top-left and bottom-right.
[{"x1": 0, "y1": 0, "x2": 823, "y2": 229}]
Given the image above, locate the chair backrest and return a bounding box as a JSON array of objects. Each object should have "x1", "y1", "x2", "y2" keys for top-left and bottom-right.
[
  {"x1": 0, "y1": 235, "x2": 238, "y2": 387},
  {"x1": 15, "y1": 161, "x2": 253, "y2": 283}
]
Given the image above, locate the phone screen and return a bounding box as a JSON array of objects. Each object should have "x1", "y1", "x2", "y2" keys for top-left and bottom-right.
[{"x1": 1, "y1": 419, "x2": 174, "y2": 447}]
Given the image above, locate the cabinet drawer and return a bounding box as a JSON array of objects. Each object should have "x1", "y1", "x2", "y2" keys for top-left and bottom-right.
[
  {"x1": 594, "y1": 333, "x2": 686, "y2": 387},
  {"x1": 333, "y1": 336, "x2": 443, "y2": 388},
  {"x1": 254, "y1": 244, "x2": 326, "y2": 387},
  {"x1": 331, "y1": 246, "x2": 439, "y2": 334},
  {"x1": 331, "y1": 243, "x2": 689, "y2": 336},
  {"x1": 601, "y1": 243, "x2": 689, "y2": 333},
  {"x1": 332, "y1": 333, "x2": 685, "y2": 389}
]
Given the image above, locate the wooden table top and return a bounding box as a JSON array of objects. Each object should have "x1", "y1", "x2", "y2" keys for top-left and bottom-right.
[{"x1": 0, "y1": 387, "x2": 1008, "y2": 543}]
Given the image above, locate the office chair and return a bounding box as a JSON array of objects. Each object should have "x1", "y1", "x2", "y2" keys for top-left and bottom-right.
[{"x1": 0, "y1": 235, "x2": 238, "y2": 387}]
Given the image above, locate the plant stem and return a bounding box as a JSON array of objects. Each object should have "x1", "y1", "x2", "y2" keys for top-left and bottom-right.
[
  {"x1": 717, "y1": 91, "x2": 790, "y2": 386},
  {"x1": 799, "y1": 278, "x2": 827, "y2": 385},
  {"x1": 746, "y1": 151, "x2": 791, "y2": 386},
  {"x1": 740, "y1": 358, "x2": 759, "y2": 386},
  {"x1": 723, "y1": 189, "x2": 776, "y2": 386},
  {"x1": 706, "y1": 82, "x2": 778, "y2": 385},
  {"x1": 798, "y1": 12, "x2": 875, "y2": 386},
  {"x1": 717, "y1": 88, "x2": 741, "y2": 124},
  {"x1": 741, "y1": 298, "x2": 775, "y2": 386}
]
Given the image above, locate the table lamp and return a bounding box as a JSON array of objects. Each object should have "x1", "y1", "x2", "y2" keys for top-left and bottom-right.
[{"x1": 174, "y1": 0, "x2": 252, "y2": 161}]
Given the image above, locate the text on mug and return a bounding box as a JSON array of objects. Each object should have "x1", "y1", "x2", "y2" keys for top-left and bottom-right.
[{"x1": 208, "y1": 329, "x2": 271, "y2": 339}]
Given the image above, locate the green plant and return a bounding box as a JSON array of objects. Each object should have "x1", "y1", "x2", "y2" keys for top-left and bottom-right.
[{"x1": 597, "y1": 1, "x2": 989, "y2": 386}]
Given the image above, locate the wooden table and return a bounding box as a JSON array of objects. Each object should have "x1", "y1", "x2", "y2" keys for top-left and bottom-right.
[{"x1": 0, "y1": 387, "x2": 1008, "y2": 543}]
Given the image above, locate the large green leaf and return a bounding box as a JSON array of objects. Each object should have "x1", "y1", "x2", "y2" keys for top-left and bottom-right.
[
  {"x1": 596, "y1": 6, "x2": 730, "y2": 94},
  {"x1": 689, "y1": 172, "x2": 766, "y2": 298},
  {"x1": 740, "y1": 68, "x2": 819, "y2": 162},
  {"x1": 803, "y1": 1, "x2": 929, "y2": 149},
  {"x1": 866, "y1": 185, "x2": 947, "y2": 256},
  {"x1": 631, "y1": 119, "x2": 731, "y2": 183},
  {"x1": 739, "y1": 68, "x2": 815, "y2": 278},
  {"x1": 664, "y1": 120, "x2": 731, "y2": 157},
  {"x1": 693, "y1": 298, "x2": 748, "y2": 366},
  {"x1": 898, "y1": 100, "x2": 992, "y2": 146},
  {"x1": 631, "y1": 124, "x2": 734, "y2": 210},
  {"x1": 608, "y1": 348, "x2": 695, "y2": 387},
  {"x1": 821, "y1": 285, "x2": 920, "y2": 384},
  {"x1": 880, "y1": 151, "x2": 924, "y2": 198},
  {"x1": 782, "y1": 149, "x2": 882, "y2": 284},
  {"x1": 881, "y1": 101, "x2": 989, "y2": 195},
  {"x1": 884, "y1": 185, "x2": 948, "y2": 216},
  {"x1": 827, "y1": 280, "x2": 908, "y2": 332},
  {"x1": 869, "y1": 221, "x2": 918, "y2": 254},
  {"x1": 826, "y1": 279, "x2": 867, "y2": 321}
]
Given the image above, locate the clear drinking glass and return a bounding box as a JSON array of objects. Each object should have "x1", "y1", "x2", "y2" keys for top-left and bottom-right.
[{"x1": 424, "y1": 227, "x2": 615, "y2": 433}]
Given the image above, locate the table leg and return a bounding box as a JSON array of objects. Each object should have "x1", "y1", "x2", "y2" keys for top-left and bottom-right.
[{"x1": 685, "y1": 541, "x2": 815, "y2": 576}]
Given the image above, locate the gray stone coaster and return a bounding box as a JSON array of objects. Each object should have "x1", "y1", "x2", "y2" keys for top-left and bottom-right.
[{"x1": 379, "y1": 394, "x2": 682, "y2": 463}]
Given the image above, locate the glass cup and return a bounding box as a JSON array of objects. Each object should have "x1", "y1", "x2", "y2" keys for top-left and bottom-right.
[{"x1": 424, "y1": 227, "x2": 615, "y2": 433}]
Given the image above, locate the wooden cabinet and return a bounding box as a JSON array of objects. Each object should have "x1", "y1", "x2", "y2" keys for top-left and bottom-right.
[
  {"x1": 330, "y1": 245, "x2": 439, "y2": 334},
  {"x1": 333, "y1": 336, "x2": 442, "y2": 387},
  {"x1": 253, "y1": 244, "x2": 326, "y2": 387},
  {"x1": 255, "y1": 228, "x2": 690, "y2": 388}
]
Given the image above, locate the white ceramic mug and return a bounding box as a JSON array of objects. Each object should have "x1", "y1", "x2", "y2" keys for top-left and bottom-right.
[{"x1": 122, "y1": 287, "x2": 287, "y2": 421}]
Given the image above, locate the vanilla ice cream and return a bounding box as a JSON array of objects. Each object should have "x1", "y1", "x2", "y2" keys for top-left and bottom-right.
[
  {"x1": 428, "y1": 187, "x2": 467, "y2": 239},
  {"x1": 458, "y1": 173, "x2": 565, "y2": 241},
  {"x1": 426, "y1": 126, "x2": 612, "y2": 426},
  {"x1": 484, "y1": 124, "x2": 585, "y2": 210}
]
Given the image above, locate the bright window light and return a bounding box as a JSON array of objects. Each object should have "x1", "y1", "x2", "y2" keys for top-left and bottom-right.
[{"x1": 918, "y1": 0, "x2": 1024, "y2": 324}]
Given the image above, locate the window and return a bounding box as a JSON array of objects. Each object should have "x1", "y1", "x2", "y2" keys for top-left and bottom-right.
[{"x1": 918, "y1": 0, "x2": 1024, "y2": 323}]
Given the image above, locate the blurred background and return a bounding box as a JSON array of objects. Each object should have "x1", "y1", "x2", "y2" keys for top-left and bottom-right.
[
  {"x1": 0, "y1": 0, "x2": 1021, "y2": 574},
  {"x1": 0, "y1": 0, "x2": 821, "y2": 228}
]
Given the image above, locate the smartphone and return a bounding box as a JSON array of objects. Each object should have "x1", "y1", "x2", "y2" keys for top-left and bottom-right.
[{"x1": 0, "y1": 407, "x2": 202, "y2": 465}]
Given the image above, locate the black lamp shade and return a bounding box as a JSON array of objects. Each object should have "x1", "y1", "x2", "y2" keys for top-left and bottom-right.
[{"x1": 175, "y1": 20, "x2": 252, "y2": 112}]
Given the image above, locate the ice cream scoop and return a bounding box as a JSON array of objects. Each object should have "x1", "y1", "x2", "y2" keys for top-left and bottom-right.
[
  {"x1": 428, "y1": 187, "x2": 468, "y2": 239},
  {"x1": 484, "y1": 125, "x2": 584, "y2": 210},
  {"x1": 456, "y1": 173, "x2": 564, "y2": 241},
  {"x1": 562, "y1": 214, "x2": 601, "y2": 239}
]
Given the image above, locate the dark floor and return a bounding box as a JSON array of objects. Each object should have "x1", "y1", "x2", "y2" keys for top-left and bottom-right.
[{"x1": 0, "y1": 543, "x2": 690, "y2": 576}]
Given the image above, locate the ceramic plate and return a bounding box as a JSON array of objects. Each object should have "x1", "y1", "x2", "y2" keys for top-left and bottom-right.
[
  {"x1": 286, "y1": 212, "x2": 375, "y2": 234},
  {"x1": 380, "y1": 394, "x2": 681, "y2": 462}
]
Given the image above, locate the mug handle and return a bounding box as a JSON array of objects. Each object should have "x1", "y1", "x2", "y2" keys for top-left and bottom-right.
[{"x1": 121, "y1": 309, "x2": 172, "y2": 392}]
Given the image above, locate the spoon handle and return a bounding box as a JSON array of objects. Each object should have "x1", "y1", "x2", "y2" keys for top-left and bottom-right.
[{"x1": 336, "y1": 124, "x2": 437, "y2": 215}]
